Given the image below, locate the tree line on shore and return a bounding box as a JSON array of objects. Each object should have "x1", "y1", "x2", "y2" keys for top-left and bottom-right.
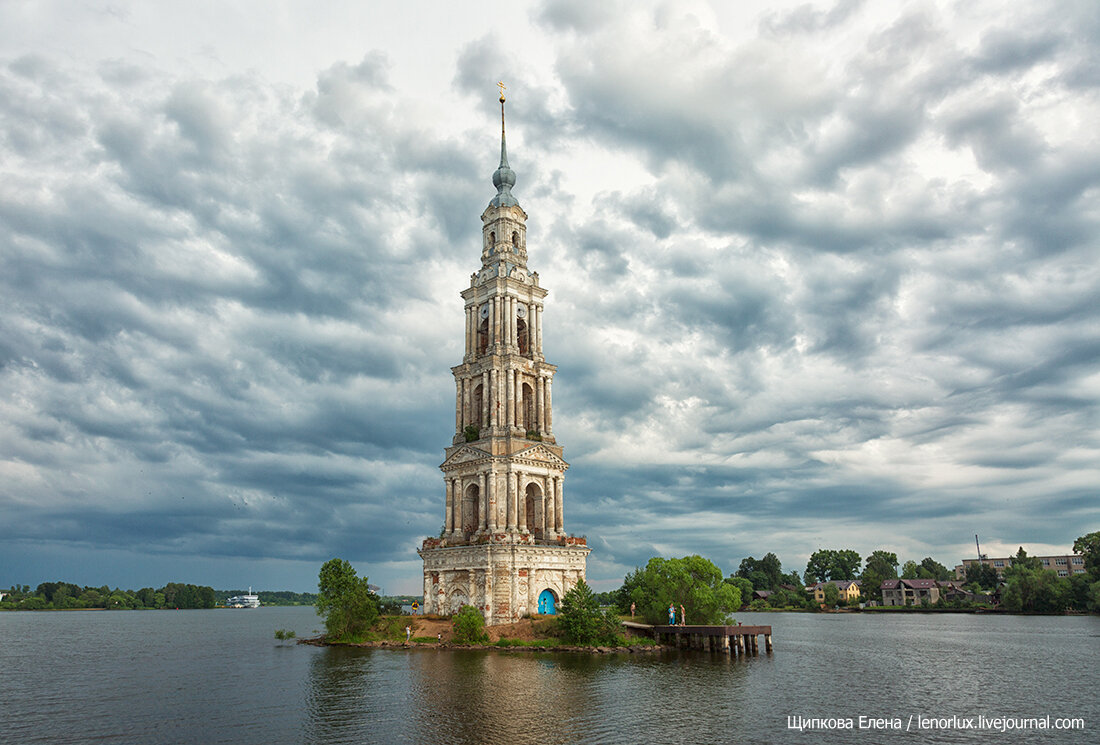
[
  {"x1": 313, "y1": 532, "x2": 1100, "y2": 649},
  {"x1": 1, "y1": 582, "x2": 218, "y2": 610},
  {"x1": 601, "y1": 531, "x2": 1099, "y2": 616}
]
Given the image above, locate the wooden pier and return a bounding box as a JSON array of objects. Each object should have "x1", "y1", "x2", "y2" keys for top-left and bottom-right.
[{"x1": 622, "y1": 622, "x2": 772, "y2": 655}]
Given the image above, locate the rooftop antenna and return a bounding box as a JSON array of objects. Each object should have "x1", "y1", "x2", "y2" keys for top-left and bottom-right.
[{"x1": 975, "y1": 534, "x2": 984, "y2": 561}]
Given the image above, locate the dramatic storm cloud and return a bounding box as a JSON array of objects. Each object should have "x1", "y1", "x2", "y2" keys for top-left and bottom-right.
[{"x1": 1, "y1": 0, "x2": 1097, "y2": 593}]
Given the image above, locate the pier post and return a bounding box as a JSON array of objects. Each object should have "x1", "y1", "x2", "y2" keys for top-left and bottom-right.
[{"x1": 765, "y1": 633, "x2": 772, "y2": 653}]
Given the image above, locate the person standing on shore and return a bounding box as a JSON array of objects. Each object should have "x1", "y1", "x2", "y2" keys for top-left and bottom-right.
[
  {"x1": 668, "y1": 603, "x2": 675, "y2": 625},
  {"x1": 630, "y1": 602, "x2": 636, "y2": 618},
  {"x1": 405, "y1": 625, "x2": 411, "y2": 642},
  {"x1": 679, "y1": 604, "x2": 686, "y2": 626}
]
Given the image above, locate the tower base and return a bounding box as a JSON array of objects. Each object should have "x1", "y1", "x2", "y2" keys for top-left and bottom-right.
[{"x1": 418, "y1": 539, "x2": 590, "y2": 625}]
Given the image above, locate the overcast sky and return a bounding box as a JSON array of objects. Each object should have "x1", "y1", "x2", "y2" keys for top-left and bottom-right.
[{"x1": 2, "y1": 0, "x2": 1098, "y2": 595}]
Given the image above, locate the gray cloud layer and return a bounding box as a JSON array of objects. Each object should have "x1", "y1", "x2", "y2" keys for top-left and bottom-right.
[{"x1": 1, "y1": 0, "x2": 1098, "y2": 592}]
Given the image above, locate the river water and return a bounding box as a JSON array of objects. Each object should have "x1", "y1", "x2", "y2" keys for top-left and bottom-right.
[{"x1": 2, "y1": 607, "x2": 1096, "y2": 744}]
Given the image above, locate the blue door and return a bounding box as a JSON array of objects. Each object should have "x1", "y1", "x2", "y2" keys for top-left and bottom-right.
[{"x1": 538, "y1": 589, "x2": 556, "y2": 615}]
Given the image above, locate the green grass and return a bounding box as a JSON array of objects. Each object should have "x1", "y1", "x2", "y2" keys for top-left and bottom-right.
[{"x1": 410, "y1": 636, "x2": 437, "y2": 643}]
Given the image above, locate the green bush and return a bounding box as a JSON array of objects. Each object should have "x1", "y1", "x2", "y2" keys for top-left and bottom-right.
[
  {"x1": 558, "y1": 580, "x2": 622, "y2": 645},
  {"x1": 452, "y1": 605, "x2": 489, "y2": 644},
  {"x1": 464, "y1": 425, "x2": 480, "y2": 442}
]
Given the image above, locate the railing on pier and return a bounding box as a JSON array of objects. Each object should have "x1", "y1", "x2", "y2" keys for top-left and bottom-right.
[{"x1": 622, "y1": 621, "x2": 773, "y2": 655}]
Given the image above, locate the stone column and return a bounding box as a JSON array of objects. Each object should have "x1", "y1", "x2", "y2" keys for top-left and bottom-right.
[
  {"x1": 516, "y1": 472, "x2": 526, "y2": 531},
  {"x1": 489, "y1": 369, "x2": 497, "y2": 427},
  {"x1": 454, "y1": 378, "x2": 462, "y2": 435},
  {"x1": 452, "y1": 478, "x2": 462, "y2": 535},
  {"x1": 479, "y1": 472, "x2": 487, "y2": 531},
  {"x1": 462, "y1": 378, "x2": 469, "y2": 430},
  {"x1": 555, "y1": 476, "x2": 564, "y2": 534},
  {"x1": 445, "y1": 478, "x2": 454, "y2": 533},
  {"x1": 536, "y1": 375, "x2": 545, "y2": 433},
  {"x1": 510, "y1": 297, "x2": 517, "y2": 349},
  {"x1": 488, "y1": 471, "x2": 498, "y2": 531},
  {"x1": 528, "y1": 305, "x2": 536, "y2": 356},
  {"x1": 508, "y1": 370, "x2": 517, "y2": 428},
  {"x1": 465, "y1": 306, "x2": 473, "y2": 358},
  {"x1": 481, "y1": 371, "x2": 489, "y2": 427},
  {"x1": 507, "y1": 469, "x2": 517, "y2": 531},
  {"x1": 504, "y1": 296, "x2": 512, "y2": 348},
  {"x1": 516, "y1": 374, "x2": 524, "y2": 432},
  {"x1": 545, "y1": 377, "x2": 553, "y2": 434},
  {"x1": 494, "y1": 295, "x2": 502, "y2": 350},
  {"x1": 507, "y1": 368, "x2": 515, "y2": 428},
  {"x1": 535, "y1": 304, "x2": 543, "y2": 355},
  {"x1": 543, "y1": 475, "x2": 553, "y2": 537}
]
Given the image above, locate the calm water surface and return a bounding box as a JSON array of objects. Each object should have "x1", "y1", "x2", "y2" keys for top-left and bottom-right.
[{"x1": 2, "y1": 608, "x2": 1096, "y2": 744}]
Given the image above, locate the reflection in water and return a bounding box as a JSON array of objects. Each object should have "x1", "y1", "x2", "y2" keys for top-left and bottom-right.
[
  {"x1": 305, "y1": 648, "x2": 755, "y2": 745},
  {"x1": 9, "y1": 608, "x2": 1092, "y2": 745}
]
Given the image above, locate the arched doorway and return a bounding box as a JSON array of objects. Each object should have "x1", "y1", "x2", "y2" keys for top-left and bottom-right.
[{"x1": 537, "y1": 589, "x2": 557, "y2": 615}]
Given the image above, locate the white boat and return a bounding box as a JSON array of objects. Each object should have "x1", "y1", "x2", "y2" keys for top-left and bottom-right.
[{"x1": 226, "y1": 586, "x2": 260, "y2": 608}]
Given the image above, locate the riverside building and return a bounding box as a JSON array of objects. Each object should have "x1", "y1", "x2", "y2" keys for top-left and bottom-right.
[{"x1": 417, "y1": 91, "x2": 589, "y2": 625}]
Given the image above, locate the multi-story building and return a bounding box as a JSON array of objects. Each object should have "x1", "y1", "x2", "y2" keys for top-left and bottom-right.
[
  {"x1": 954, "y1": 554, "x2": 1087, "y2": 580},
  {"x1": 880, "y1": 578, "x2": 940, "y2": 606},
  {"x1": 807, "y1": 580, "x2": 862, "y2": 605}
]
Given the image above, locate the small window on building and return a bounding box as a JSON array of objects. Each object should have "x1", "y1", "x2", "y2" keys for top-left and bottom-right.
[
  {"x1": 1055, "y1": 558, "x2": 1067, "y2": 565},
  {"x1": 1072, "y1": 557, "x2": 1084, "y2": 565},
  {"x1": 994, "y1": 561, "x2": 1004, "y2": 567},
  {"x1": 1057, "y1": 570, "x2": 1069, "y2": 577}
]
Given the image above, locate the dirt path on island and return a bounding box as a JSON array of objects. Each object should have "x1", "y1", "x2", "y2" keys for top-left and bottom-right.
[{"x1": 411, "y1": 616, "x2": 543, "y2": 642}]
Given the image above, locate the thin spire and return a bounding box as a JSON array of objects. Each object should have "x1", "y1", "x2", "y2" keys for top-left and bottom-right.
[
  {"x1": 499, "y1": 84, "x2": 509, "y2": 169},
  {"x1": 490, "y1": 81, "x2": 518, "y2": 208}
]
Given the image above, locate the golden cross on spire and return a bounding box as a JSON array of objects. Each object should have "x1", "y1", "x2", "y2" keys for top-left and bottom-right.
[{"x1": 497, "y1": 81, "x2": 507, "y2": 102}]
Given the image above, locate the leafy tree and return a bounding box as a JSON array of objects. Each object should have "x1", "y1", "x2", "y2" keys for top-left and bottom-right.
[
  {"x1": 804, "y1": 550, "x2": 834, "y2": 584},
  {"x1": 451, "y1": 605, "x2": 489, "y2": 644},
  {"x1": 558, "y1": 580, "x2": 621, "y2": 645},
  {"x1": 1002, "y1": 568, "x2": 1069, "y2": 613},
  {"x1": 822, "y1": 584, "x2": 840, "y2": 608},
  {"x1": 1072, "y1": 531, "x2": 1100, "y2": 577},
  {"x1": 1067, "y1": 573, "x2": 1094, "y2": 612},
  {"x1": 629, "y1": 555, "x2": 740, "y2": 625},
  {"x1": 612, "y1": 568, "x2": 645, "y2": 613},
  {"x1": 860, "y1": 551, "x2": 899, "y2": 600},
  {"x1": 964, "y1": 562, "x2": 999, "y2": 590},
  {"x1": 736, "y1": 553, "x2": 784, "y2": 590},
  {"x1": 1004, "y1": 547, "x2": 1041, "y2": 577},
  {"x1": 918, "y1": 557, "x2": 952, "y2": 581},
  {"x1": 316, "y1": 558, "x2": 380, "y2": 641},
  {"x1": 725, "y1": 576, "x2": 754, "y2": 609},
  {"x1": 805, "y1": 549, "x2": 862, "y2": 583},
  {"x1": 900, "y1": 560, "x2": 921, "y2": 579}
]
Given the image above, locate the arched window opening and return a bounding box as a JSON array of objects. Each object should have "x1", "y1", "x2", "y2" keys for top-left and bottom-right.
[
  {"x1": 472, "y1": 384, "x2": 484, "y2": 428},
  {"x1": 478, "y1": 318, "x2": 489, "y2": 355},
  {"x1": 463, "y1": 483, "x2": 480, "y2": 537},
  {"x1": 522, "y1": 383, "x2": 535, "y2": 432},
  {"x1": 525, "y1": 482, "x2": 543, "y2": 539},
  {"x1": 489, "y1": 231, "x2": 495, "y2": 248},
  {"x1": 516, "y1": 319, "x2": 529, "y2": 355},
  {"x1": 511, "y1": 231, "x2": 519, "y2": 247}
]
